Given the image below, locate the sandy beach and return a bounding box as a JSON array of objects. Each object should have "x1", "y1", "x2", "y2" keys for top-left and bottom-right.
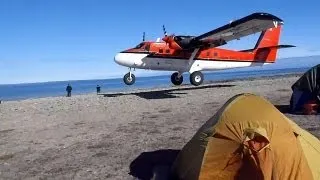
[{"x1": 1, "y1": 74, "x2": 320, "y2": 179}]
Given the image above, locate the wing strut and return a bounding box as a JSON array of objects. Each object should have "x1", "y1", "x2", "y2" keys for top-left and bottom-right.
[
  {"x1": 188, "y1": 48, "x2": 200, "y2": 65},
  {"x1": 187, "y1": 48, "x2": 200, "y2": 73}
]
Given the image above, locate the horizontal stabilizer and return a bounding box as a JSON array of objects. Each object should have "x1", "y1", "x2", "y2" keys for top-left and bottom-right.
[
  {"x1": 260, "y1": 44, "x2": 296, "y2": 49},
  {"x1": 241, "y1": 45, "x2": 296, "y2": 52}
]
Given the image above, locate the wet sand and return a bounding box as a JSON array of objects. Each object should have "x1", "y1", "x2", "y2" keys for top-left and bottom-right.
[{"x1": 1, "y1": 74, "x2": 319, "y2": 179}]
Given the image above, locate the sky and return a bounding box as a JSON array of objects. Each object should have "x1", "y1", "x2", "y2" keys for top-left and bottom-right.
[{"x1": 1, "y1": 0, "x2": 320, "y2": 84}]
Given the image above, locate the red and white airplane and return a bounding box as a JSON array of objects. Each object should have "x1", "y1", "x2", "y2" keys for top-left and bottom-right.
[{"x1": 114, "y1": 12, "x2": 294, "y2": 86}]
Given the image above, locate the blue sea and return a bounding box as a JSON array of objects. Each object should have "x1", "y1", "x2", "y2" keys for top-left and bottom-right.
[{"x1": 0, "y1": 67, "x2": 309, "y2": 101}]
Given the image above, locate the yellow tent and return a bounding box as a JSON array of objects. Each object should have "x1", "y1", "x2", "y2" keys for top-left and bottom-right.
[{"x1": 171, "y1": 93, "x2": 320, "y2": 180}]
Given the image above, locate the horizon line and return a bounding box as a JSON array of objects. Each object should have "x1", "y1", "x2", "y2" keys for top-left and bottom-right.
[{"x1": 0, "y1": 66, "x2": 312, "y2": 86}]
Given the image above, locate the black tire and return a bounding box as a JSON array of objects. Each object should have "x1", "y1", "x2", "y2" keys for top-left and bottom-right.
[
  {"x1": 171, "y1": 72, "x2": 183, "y2": 85},
  {"x1": 123, "y1": 73, "x2": 135, "y2": 85},
  {"x1": 190, "y1": 71, "x2": 204, "y2": 86}
]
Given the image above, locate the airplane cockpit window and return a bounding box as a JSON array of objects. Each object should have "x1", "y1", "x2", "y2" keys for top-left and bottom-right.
[
  {"x1": 134, "y1": 43, "x2": 145, "y2": 49},
  {"x1": 133, "y1": 42, "x2": 150, "y2": 51}
]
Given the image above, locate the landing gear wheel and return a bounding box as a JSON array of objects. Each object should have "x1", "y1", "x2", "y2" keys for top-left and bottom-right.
[
  {"x1": 123, "y1": 73, "x2": 135, "y2": 85},
  {"x1": 190, "y1": 71, "x2": 204, "y2": 86},
  {"x1": 171, "y1": 72, "x2": 183, "y2": 85}
]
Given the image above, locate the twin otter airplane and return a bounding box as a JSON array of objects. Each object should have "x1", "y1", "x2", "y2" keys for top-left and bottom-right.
[{"x1": 114, "y1": 12, "x2": 294, "y2": 86}]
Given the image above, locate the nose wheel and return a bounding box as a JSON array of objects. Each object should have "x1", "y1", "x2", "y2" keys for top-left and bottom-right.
[
  {"x1": 171, "y1": 72, "x2": 183, "y2": 85},
  {"x1": 123, "y1": 72, "x2": 135, "y2": 85},
  {"x1": 190, "y1": 71, "x2": 204, "y2": 86}
]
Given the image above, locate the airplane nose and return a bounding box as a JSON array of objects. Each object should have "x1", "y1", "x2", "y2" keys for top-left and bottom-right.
[
  {"x1": 114, "y1": 53, "x2": 132, "y2": 67},
  {"x1": 114, "y1": 53, "x2": 123, "y2": 65}
]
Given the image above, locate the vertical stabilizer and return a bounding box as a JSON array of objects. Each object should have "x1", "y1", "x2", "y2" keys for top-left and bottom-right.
[{"x1": 253, "y1": 26, "x2": 282, "y2": 62}]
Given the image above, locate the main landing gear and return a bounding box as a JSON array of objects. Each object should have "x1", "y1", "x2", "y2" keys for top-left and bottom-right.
[
  {"x1": 122, "y1": 69, "x2": 204, "y2": 86},
  {"x1": 123, "y1": 68, "x2": 135, "y2": 85},
  {"x1": 171, "y1": 72, "x2": 183, "y2": 85},
  {"x1": 190, "y1": 71, "x2": 204, "y2": 86},
  {"x1": 170, "y1": 71, "x2": 204, "y2": 86}
]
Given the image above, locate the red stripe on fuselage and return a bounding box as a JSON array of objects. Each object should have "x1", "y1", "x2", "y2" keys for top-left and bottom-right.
[{"x1": 121, "y1": 51, "x2": 273, "y2": 63}]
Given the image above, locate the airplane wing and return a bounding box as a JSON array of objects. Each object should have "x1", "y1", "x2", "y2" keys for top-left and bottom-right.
[{"x1": 194, "y1": 12, "x2": 284, "y2": 45}]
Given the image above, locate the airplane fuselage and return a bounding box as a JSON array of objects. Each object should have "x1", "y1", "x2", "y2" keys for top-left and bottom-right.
[
  {"x1": 114, "y1": 41, "x2": 272, "y2": 73},
  {"x1": 115, "y1": 52, "x2": 270, "y2": 72}
]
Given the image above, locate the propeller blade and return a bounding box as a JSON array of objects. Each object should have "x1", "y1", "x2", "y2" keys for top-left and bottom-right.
[
  {"x1": 162, "y1": 25, "x2": 167, "y2": 36},
  {"x1": 143, "y1": 32, "x2": 145, "y2": 42}
]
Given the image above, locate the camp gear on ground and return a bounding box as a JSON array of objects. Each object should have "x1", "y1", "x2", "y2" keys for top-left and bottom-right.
[
  {"x1": 290, "y1": 64, "x2": 320, "y2": 112},
  {"x1": 171, "y1": 93, "x2": 320, "y2": 180}
]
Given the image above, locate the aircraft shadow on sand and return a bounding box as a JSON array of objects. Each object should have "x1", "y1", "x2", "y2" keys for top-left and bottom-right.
[
  {"x1": 128, "y1": 149, "x2": 180, "y2": 180},
  {"x1": 102, "y1": 84, "x2": 235, "y2": 100}
]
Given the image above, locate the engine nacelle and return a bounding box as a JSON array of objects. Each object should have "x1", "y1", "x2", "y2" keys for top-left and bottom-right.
[
  {"x1": 174, "y1": 36, "x2": 196, "y2": 49},
  {"x1": 162, "y1": 35, "x2": 225, "y2": 50},
  {"x1": 163, "y1": 35, "x2": 206, "y2": 50},
  {"x1": 162, "y1": 35, "x2": 183, "y2": 50}
]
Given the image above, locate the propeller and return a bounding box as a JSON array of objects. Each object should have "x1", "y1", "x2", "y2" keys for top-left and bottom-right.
[
  {"x1": 162, "y1": 25, "x2": 167, "y2": 36},
  {"x1": 161, "y1": 25, "x2": 182, "y2": 50},
  {"x1": 142, "y1": 32, "x2": 145, "y2": 42}
]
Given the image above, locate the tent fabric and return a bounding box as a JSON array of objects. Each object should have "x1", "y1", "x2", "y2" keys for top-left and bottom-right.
[
  {"x1": 291, "y1": 64, "x2": 320, "y2": 102},
  {"x1": 171, "y1": 93, "x2": 320, "y2": 180},
  {"x1": 290, "y1": 89, "x2": 313, "y2": 112},
  {"x1": 285, "y1": 118, "x2": 320, "y2": 180}
]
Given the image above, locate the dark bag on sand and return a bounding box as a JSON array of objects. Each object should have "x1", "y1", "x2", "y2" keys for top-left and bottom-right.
[{"x1": 291, "y1": 64, "x2": 320, "y2": 112}]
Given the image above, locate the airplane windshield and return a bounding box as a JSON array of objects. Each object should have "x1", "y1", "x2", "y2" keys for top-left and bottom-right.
[{"x1": 134, "y1": 43, "x2": 145, "y2": 49}]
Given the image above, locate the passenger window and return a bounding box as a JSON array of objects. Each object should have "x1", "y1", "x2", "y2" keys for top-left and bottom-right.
[
  {"x1": 206, "y1": 52, "x2": 210, "y2": 56},
  {"x1": 165, "y1": 49, "x2": 170, "y2": 54},
  {"x1": 214, "y1": 52, "x2": 218, "y2": 57},
  {"x1": 159, "y1": 49, "x2": 163, "y2": 53}
]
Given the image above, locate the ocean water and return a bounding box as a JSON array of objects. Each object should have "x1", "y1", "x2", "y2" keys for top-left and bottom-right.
[{"x1": 0, "y1": 67, "x2": 309, "y2": 101}]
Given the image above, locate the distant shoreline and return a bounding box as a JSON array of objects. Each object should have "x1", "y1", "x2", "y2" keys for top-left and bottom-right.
[
  {"x1": 206, "y1": 71, "x2": 303, "y2": 84},
  {"x1": 1, "y1": 72, "x2": 304, "y2": 102},
  {"x1": 0, "y1": 67, "x2": 309, "y2": 86}
]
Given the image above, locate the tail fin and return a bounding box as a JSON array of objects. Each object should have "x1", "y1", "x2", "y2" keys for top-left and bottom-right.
[
  {"x1": 240, "y1": 26, "x2": 295, "y2": 62},
  {"x1": 253, "y1": 25, "x2": 295, "y2": 63},
  {"x1": 254, "y1": 26, "x2": 282, "y2": 49},
  {"x1": 253, "y1": 26, "x2": 282, "y2": 62}
]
